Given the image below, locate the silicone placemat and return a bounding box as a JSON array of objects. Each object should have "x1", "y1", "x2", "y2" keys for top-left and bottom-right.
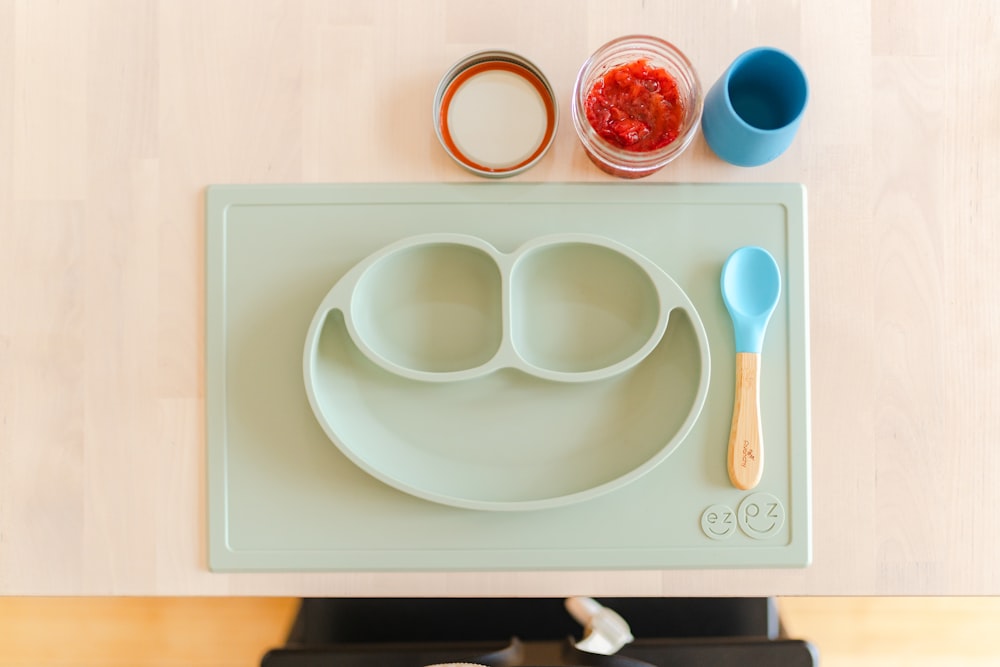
[{"x1": 206, "y1": 183, "x2": 810, "y2": 571}]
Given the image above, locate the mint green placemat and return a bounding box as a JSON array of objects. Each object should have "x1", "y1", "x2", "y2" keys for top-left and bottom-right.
[{"x1": 206, "y1": 183, "x2": 810, "y2": 571}]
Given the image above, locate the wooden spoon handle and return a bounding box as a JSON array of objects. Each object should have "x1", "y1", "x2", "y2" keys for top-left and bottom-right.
[{"x1": 728, "y1": 352, "x2": 763, "y2": 490}]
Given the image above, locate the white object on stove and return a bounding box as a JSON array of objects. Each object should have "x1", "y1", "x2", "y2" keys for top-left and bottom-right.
[{"x1": 565, "y1": 596, "x2": 635, "y2": 655}]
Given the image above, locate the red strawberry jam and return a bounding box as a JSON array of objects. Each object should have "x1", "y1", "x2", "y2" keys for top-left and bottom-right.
[{"x1": 584, "y1": 59, "x2": 685, "y2": 152}]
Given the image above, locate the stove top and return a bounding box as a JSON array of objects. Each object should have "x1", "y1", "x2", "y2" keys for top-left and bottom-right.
[{"x1": 260, "y1": 599, "x2": 816, "y2": 667}]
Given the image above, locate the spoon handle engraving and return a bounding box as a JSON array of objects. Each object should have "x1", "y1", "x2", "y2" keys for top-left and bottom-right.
[{"x1": 728, "y1": 352, "x2": 763, "y2": 490}]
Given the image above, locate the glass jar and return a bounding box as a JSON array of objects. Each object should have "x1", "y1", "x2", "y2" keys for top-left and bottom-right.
[{"x1": 572, "y1": 35, "x2": 703, "y2": 178}]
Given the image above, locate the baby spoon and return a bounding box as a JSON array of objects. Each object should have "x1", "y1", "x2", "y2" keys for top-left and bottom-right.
[{"x1": 720, "y1": 246, "x2": 781, "y2": 490}]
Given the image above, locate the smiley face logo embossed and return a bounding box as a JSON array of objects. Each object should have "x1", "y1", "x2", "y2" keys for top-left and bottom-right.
[
  {"x1": 700, "y1": 504, "x2": 737, "y2": 540},
  {"x1": 737, "y1": 492, "x2": 784, "y2": 539}
]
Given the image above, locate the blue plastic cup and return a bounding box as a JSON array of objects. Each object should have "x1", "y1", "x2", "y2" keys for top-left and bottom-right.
[{"x1": 702, "y1": 47, "x2": 808, "y2": 167}]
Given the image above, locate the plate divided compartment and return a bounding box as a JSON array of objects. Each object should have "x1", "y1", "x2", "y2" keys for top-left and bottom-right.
[{"x1": 206, "y1": 183, "x2": 810, "y2": 571}]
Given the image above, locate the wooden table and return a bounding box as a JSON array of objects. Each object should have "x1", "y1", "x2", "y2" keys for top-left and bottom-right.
[{"x1": 1, "y1": 0, "x2": 997, "y2": 596}]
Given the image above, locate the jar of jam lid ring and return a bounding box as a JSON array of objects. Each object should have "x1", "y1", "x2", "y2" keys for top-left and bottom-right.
[{"x1": 434, "y1": 50, "x2": 558, "y2": 178}]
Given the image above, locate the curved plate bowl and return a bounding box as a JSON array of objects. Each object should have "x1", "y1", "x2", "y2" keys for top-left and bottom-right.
[{"x1": 306, "y1": 304, "x2": 709, "y2": 511}]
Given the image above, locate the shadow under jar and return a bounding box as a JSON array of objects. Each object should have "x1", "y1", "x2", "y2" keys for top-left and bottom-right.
[{"x1": 572, "y1": 35, "x2": 703, "y2": 178}]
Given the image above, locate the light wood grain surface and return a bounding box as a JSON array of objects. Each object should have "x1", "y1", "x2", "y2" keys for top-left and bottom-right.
[{"x1": 0, "y1": 0, "x2": 998, "y2": 595}]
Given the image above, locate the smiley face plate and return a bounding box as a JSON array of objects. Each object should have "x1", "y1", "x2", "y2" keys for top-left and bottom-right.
[{"x1": 206, "y1": 182, "x2": 810, "y2": 571}]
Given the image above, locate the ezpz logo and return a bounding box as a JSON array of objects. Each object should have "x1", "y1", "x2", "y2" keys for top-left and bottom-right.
[
  {"x1": 702, "y1": 494, "x2": 784, "y2": 541},
  {"x1": 741, "y1": 440, "x2": 755, "y2": 468}
]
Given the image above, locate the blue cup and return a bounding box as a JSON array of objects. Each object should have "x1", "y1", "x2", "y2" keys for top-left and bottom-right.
[{"x1": 702, "y1": 47, "x2": 808, "y2": 167}]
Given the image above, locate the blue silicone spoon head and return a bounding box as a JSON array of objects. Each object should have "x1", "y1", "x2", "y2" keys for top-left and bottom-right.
[{"x1": 721, "y1": 246, "x2": 781, "y2": 353}]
